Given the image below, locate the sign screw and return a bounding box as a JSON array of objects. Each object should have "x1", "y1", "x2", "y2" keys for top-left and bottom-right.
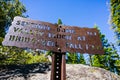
[{"x1": 58, "y1": 48, "x2": 61, "y2": 52}]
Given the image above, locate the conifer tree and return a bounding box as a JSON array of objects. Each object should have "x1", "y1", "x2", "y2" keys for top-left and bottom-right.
[
  {"x1": 66, "y1": 53, "x2": 78, "y2": 64},
  {"x1": 78, "y1": 54, "x2": 86, "y2": 64},
  {"x1": 110, "y1": 0, "x2": 120, "y2": 46},
  {"x1": 92, "y1": 25, "x2": 120, "y2": 74},
  {"x1": 57, "y1": 18, "x2": 62, "y2": 25}
]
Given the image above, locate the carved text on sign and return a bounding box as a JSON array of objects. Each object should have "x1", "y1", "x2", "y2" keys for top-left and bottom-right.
[{"x1": 2, "y1": 16, "x2": 104, "y2": 54}]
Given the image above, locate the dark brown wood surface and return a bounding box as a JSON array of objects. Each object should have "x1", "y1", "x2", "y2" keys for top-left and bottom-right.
[
  {"x1": 51, "y1": 52, "x2": 66, "y2": 80},
  {"x1": 2, "y1": 16, "x2": 104, "y2": 54}
]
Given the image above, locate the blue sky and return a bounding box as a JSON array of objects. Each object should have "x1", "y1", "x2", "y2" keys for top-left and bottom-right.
[{"x1": 20, "y1": 0, "x2": 114, "y2": 43}]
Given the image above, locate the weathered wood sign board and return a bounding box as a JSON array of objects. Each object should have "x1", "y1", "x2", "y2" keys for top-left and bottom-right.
[{"x1": 2, "y1": 16, "x2": 104, "y2": 54}]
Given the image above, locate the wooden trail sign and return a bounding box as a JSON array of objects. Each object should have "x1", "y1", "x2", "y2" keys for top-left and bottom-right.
[
  {"x1": 2, "y1": 16, "x2": 104, "y2": 54},
  {"x1": 2, "y1": 16, "x2": 104, "y2": 80}
]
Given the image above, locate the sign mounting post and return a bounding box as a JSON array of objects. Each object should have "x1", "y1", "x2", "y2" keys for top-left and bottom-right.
[
  {"x1": 2, "y1": 16, "x2": 104, "y2": 80},
  {"x1": 51, "y1": 52, "x2": 66, "y2": 80}
]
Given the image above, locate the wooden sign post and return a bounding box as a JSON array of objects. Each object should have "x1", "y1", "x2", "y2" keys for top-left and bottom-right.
[
  {"x1": 2, "y1": 16, "x2": 104, "y2": 80},
  {"x1": 51, "y1": 52, "x2": 66, "y2": 80}
]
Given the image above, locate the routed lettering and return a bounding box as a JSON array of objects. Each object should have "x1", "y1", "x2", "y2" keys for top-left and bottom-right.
[{"x1": 2, "y1": 16, "x2": 104, "y2": 54}]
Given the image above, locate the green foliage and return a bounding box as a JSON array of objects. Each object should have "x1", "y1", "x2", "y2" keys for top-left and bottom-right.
[
  {"x1": 66, "y1": 53, "x2": 86, "y2": 64},
  {"x1": 92, "y1": 54, "x2": 107, "y2": 68},
  {"x1": 67, "y1": 53, "x2": 78, "y2": 64},
  {"x1": 0, "y1": 0, "x2": 26, "y2": 37},
  {"x1": 0, "y1": 45, "x2": 50, "y2": 65},
  {"x1": 0, "y1": 37, "x2": 3, "y2": 45},
  {"x1": 92, "y1": 25, "x2": 120, "y2": 75},
  {"x1": 0, "y1": 37, "x2": 49, "y2": 65},
  {"x1": 57, "y1": 18, "x2": 62, "y2": 25},
  {"x1": 115, "y1": 59, "x2": 120, "y2": 73},
  {"x1": 46, "y1": 51, "x2": 52, "y2": 56},
  {"x1": 0, "y1": 1, "x2": 50, "y2": 65},
  {"x1": 110, "y1": 0, "x2": 120, "y2": 74},
  {"x1": 110, "y1": 0, "x2": 120, "y2": 45},
  {"x1": 78, "y1": 54, "x2": 86, "y2": 64}
]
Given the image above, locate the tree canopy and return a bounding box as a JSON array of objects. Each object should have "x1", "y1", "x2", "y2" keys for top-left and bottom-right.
[
  {"x1": 92, "y1": 25, "x2": 120, "y2": 75},
  {"x1": 57, "y1": 18, "x2": 62, "y2": 25},
  {"x1": 0, "y1": 0, "x2": 26, "y2": 37},
  {"x1": 110, "y1": 0, "x2": 120, "y2": 45}
]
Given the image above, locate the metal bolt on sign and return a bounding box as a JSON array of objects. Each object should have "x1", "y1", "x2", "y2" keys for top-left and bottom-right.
[{"x1": 2, "y1": 16, "x2": 104, "y2": 80}]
